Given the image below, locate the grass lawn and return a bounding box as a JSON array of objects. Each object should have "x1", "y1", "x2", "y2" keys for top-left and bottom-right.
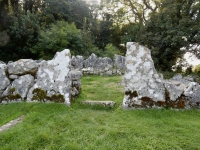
[{"x1": 0, "y1": 75, "x2": 200, "y2": 150}]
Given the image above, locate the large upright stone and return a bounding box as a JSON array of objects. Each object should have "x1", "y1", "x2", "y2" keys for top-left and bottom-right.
[
  {"x1": 0, "y1": 64, "x2": 10, "y2": 99},
  {"x1": 8, "y1": 59, "x2": 39, "y2": 75},
  {"x1": 123, "y1": 42, "x2": 165, "y2": 109},
  {"x1": 27, "y1": 49, "x2": 71, "y2": 105}
]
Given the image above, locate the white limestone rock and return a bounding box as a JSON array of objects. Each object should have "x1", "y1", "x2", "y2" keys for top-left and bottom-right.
[
  {"x1": 82, "y1": 100, "x2": 116, "y2": 107},
  {"x1": 123, "y1": 42, "x2": 165, "y2": 109},
  {"x1": 183, "y1": 82, "x2": 200, "y2": 108},
  {"x1": 11, "y1": 74, "x2": 35, "y2": 100},
  {"x1": 8, "y1": 59, "x2": 39, "y2": 75},
  {"x1": 164, "y1": 74, "x2": 200, "y2": 107},
  {"x1": 70, "y1": 70, "x2": 82, "y2": 80},
  {"x1": 113, "y1": 54, "x2": 125, "y2": 71},
  {"x1": 83, "y1": 53, "x2": 113, "y2": 75},
  {"x1": 0, "y1": 64, "x2": 10, "y2": 99},
  {"x1": 71, "y1": 55, "x2": 84, "y2": 70},
  {"x1": 27, "y1": 49, "x2": 72, "y2": 105},
  {"x1": 84, "y1": 53, "x2": 98, "y2": 68},
  {"x1": 71, "y1": 71, "x2": 82, "y2": 97},
  {"x1": 9, "y1": 75, "x2": 19, "y2": 80}
]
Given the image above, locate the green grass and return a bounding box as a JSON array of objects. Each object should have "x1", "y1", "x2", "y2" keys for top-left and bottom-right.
[
  {"x1": 0, "y1": 75, "x2": 200, "y2": 150},
  {"x1": 76, "y1": 75, "x2": 124, "y2": 104}
]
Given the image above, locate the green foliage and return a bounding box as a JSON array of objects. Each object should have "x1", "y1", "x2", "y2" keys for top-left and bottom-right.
[
  {"x1": 137, "y1": 0, "x2": 200, "y2": 71},
  {"x1": 0, "y1": 31, "x2": 9, "y2": 46},
  {"x1": 0, "y1": 12, "x2": 42, "y2": 62},
  {"x1": 31, "y1": 21, "x2": 83, "y2": 59},
  {"x1": 121, "y1": 23, "x2": 141, "y2": 44},
  {"x1": 158, "y1": 71, "x2": 177, "y2": 79},
  {"x1": 0, "y1": 0, "x2": 93, "y2": 62},
  {"x1": 102, "y1": 43, "x2": 122, "y2": 59}
]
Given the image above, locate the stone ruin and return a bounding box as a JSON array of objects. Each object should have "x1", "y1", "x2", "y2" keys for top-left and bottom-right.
[
  {"x1": 123, "y1": 42, "x2": 200, "y2": 109},
  {"x1": 71, "y1": 54, "x2": 125, "y2": 75},
  {"x1": 0, "y1": 49, "x2": 82, "y2": 106},
  {"x1": 1, "y1": 42, "x2": 200, "y2": 109},
  {"x1": 0, "y1": 49, "x2": 125, "y2": 106}
]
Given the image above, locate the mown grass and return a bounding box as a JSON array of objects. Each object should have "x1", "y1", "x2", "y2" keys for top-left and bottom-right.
[{"x1": 0, "y1": 75, "x2": 200, "y2": 150}]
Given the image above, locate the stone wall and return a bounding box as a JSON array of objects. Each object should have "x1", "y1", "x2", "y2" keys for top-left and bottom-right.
[
  {"x1": 123, "y1": 42, "x2": 200, "y2": 109},
  {"x1": 0, "y1": 49, "x2": 82, "y2": 105},
  {"x1": 71, "y1": 54, "x2": 125, "y2": 75}
]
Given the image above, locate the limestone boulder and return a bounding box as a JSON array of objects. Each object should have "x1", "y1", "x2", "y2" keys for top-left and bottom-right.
[
  {"x1": 27, "y1": 49, "x2": 72, "y2": 105},
  {"x1": 71, "y1": 71, "x2": 82, "y2": 97},
  {"x1": 84, "y1": 53, "x2": 98, "y2": 68},
  {"x1": 123, "y1": 42, "x2": 166, "y2": 109},
  {"x1": 71, "y1": 55, "x2": 84, "y2": 70},
  {"x1": 83, "y1": 53, "x2": 113, "y2": 75},
  {"x1": 164, "y1": 80, "x2": 185, "y2": 101},
  {"x1": 113, "y1": 54, "x2": 125, "y2": 71},
  {"x1": 164, "y1": 74, "x2": 194, "y2": 101},
  {"x1": 0, "y1": 61, "x2": 6, "y2": 65},
  {"x1": 9, "y1": 75, "x2": 19, "y2": 80},
  {"x1": 163, "y1": 74, "x2": 200, "y2": 108},
  {"x1": 81, "y1": 100, "x2": 116, "y2": 107},
  {"x1": 171, "y1": 74, "x2": 193, "y2": 85},
  {"x1": 70, "y1": 70, "x2": 82, "y2": 80},
  {"x1": 93, "y1": 57, "x2": 113, "y2": 70},
  {"x1": 0, "y1": 64, "x2": 10, "y2": 100},
  {"x1": 8, "y1": 59, "x2": 39, "y2": 75},
  {"x1": 11, "y1": 74, "x2": 35, "y2": 100},
  {"x1": 183, "y1": 82, "x2": 200, "y2": 109}
]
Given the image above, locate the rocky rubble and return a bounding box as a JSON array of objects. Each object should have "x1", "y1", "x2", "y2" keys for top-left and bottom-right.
[
  {"x1": 0, "y1": 49, "x2": 82, "y2": 105},
  {"x1": 123, "y1": 42, "x2": 200, "y2": 109}
]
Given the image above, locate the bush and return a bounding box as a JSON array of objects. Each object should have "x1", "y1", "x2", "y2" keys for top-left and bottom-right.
[
  {"x1": 103, "y1": 43, "x2": 122, "y2": 59},
  {"x1": 31, "y1": 21, "x2": 98, "y2": 59}
]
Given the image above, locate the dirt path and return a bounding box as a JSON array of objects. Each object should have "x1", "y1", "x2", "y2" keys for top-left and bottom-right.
[{"x1": 0, "y1": 115, "x2": 24, "y2": 133}]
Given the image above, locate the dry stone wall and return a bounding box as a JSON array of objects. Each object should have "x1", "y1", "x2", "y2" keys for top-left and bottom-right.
[
  {"x1": 0, "y1": 49, "x2": 82, "y2": 106},
  {"x1": 123, "y1": 42, "x2": 200, "y2": 109},
  {"x1": 71, "y1": 54, "x2": 125, "y2": 75}
]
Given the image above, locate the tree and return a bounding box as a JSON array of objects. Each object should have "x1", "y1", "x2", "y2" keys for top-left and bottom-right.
[
  {"x1": 0, "y1": 0, "x2": 93, "y2": 62},
  {"x1": 137, "y1": 0, "x2": 200, "y2": 71},
  {"x1": 31, "y1": 21, "x2": 82, "y2": 59},
  {"x1": 100, "y1": 0, "x2": 160, "y2": 25}
]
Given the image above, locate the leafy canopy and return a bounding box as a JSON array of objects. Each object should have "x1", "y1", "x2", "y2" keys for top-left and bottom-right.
[
  {"x1": 31, "y1": 21, "x2": 83, "y2": 59},
  {"x1": 137, "y1": 0, "x2": 200, "y2": 71}
]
